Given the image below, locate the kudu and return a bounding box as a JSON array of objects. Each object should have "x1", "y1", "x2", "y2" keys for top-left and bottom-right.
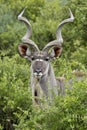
[{"x1": 18, "y1": 9, "x2": 74, "y2": 105}]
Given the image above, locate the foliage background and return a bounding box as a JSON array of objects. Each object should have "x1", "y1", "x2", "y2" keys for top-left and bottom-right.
[{"x1": 0, "y1": 0, "x2": 87, "y2": 129}]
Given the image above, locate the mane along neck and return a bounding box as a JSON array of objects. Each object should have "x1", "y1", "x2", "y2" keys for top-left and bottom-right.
[{"x1": 48, "y1": 64, "x2": 57, "y2": 87}]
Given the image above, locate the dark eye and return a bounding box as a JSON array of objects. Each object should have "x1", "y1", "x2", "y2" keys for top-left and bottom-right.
[
  {"x1": 45, "y1": 57, "x2": 50, "y2": 61},
  {"x1": 31, "y1": 56, "x2": 35, "y2": 61}
]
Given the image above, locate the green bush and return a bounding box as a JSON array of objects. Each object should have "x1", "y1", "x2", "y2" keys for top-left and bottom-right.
[
  {"x1": 0, "y1": 0, "x2": 87, "y2": 129},
  {"x1": 0, "y1": 0, "x2": 87, "y2": 67},
  {"x1": 0, "y1": 55, "x2": 87, "y2": 129},
  {"x1": 0, "y1": 55, "x2": 32, "y2": 129},
  {"x1": 14, "y1": 80, "x2": 87, "y2": 130}
]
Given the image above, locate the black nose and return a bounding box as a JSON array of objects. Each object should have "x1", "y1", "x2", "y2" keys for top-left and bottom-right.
[{"x1": 35, "y1": 69, "x2": 42, "y2": 74}]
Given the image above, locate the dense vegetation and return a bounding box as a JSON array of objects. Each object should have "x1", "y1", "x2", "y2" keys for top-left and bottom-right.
[{"x1": 0, "y1": 0, "x2": 87, "y2": 129}]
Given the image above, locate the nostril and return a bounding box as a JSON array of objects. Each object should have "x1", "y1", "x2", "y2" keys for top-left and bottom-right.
[{"x1": 35, "y1": 69, "x2": 42, "y2": 74}]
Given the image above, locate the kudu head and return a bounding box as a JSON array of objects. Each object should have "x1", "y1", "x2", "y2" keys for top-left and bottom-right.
[{"x1": 18, "y1": 9, "x2": 74, "y2": 80}]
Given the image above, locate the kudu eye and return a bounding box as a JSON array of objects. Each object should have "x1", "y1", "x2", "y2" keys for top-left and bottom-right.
[
  {"x1": 31, "y1": 56, "x2": 35, "y2": 61},
  {"x1": 45, "y1": 57, "x2": 50, "y2": 61}
]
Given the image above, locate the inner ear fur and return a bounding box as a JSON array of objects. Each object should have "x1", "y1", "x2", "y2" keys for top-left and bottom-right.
[
  {"x1": 18, "y1": 44, "x2": 29, "y2": 57},
  {"x1": 53, "y1": 46, "x2": 62, "y2": 57}
]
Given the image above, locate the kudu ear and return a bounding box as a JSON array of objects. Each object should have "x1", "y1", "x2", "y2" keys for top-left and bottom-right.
[
  {"x1": 18, "y1": 44, "x2": 31, "y2": 58},
  {"x1": 49, "y1": 46, "x2": 62, "y2": 59}
]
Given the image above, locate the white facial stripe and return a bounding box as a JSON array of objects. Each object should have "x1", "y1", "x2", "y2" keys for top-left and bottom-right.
[{"x1": 36, "y1": 59, "x2": 43, "y2": 61}]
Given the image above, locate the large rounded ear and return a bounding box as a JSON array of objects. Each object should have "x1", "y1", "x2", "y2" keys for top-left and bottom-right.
[
  {"x1": 50, "y1": 46, "x2": 62, "y2": 59},
  {"x1": 18, "y1": 44, "x2": 31, "y2": 58}
]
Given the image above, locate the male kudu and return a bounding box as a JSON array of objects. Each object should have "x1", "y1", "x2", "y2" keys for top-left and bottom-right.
[{"x1": 18, "y1": 9, "x2": 74, "y2": 105}]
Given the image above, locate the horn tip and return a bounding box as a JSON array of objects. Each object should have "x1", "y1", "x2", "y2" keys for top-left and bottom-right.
[
  {"x1": 68, "y1": 8, "x2": 74, "y2": 21},
  {"x1": 18, "y1": 8, "x2": 26, "y2": 19}
]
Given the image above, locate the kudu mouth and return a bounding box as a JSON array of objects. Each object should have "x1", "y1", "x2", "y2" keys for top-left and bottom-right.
[{"x1": 33, "y1": 72, "x2": 43, "y2": 80}]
